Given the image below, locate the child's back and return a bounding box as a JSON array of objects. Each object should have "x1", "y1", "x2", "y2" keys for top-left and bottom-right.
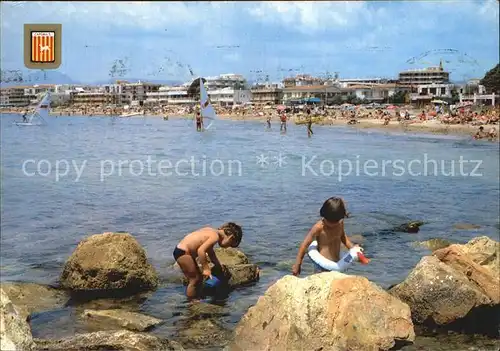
[
  {"x1": 174, "y1": 223, "x2": 242, "y2": 300},
  {"x1": 177, "y1": 227, "x2": 217, "y2": 257}
]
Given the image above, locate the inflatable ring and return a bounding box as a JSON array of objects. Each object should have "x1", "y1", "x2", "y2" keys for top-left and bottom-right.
[{"x1": 307, "y1": 241, "x2": 369, "y2": 272}]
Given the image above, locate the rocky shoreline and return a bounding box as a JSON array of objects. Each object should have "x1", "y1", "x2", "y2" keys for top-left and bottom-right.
[{"x1": 1, "y1": 233, "x2": 499, "y2": 350}]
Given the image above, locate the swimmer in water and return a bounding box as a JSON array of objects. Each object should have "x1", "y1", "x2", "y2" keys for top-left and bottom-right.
[
  {"x1": 266, "y1": 115, "x2": 271, "y2": 130},
  {"x1": 173, "y1": 223, "x2": 243, "y2": 300},
  {"x1": 307, "y1": 116, "x2": 313, "y2": 138},
  {"x1": 280, "y1": 112, "x2": 287, "y2": 133},
  {"x1": 292, "y1": 197, "x2": 362, "y2": 275}
]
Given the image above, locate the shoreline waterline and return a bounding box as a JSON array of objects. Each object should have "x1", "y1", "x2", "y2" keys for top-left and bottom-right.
[{"x1": 1, "y1": 110, "x2": 496, "y2": 139}]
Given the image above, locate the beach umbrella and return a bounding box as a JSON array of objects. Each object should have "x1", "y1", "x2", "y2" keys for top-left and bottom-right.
[
  {"x1": 386, "y1": 105, "x2": 397, "y2": 110},
  {"x1": 431, "y1": 100, "x2": 448, "y2": 105},
  {"x1": 277, "y1": 105, "x2": 286, "y2": 111}
]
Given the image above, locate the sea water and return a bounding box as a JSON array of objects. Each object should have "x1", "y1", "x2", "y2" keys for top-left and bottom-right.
[{"x1": 1, "y1": 114, "x2": 499, "y2": 348}]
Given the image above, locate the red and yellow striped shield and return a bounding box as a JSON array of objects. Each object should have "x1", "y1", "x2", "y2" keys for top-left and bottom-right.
[{"x1": 31, "y1": 31, "x2": 55, "y2": 63}]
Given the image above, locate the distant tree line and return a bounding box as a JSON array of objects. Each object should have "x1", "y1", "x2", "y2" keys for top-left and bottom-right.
[{"x1": 480, "y1": 63, "x2": 500, "y2": 93}]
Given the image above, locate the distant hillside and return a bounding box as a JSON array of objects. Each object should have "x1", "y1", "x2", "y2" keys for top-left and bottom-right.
[
  {"x1": 0, "y1": 71, "x2": 184, "y2": 87},
  {"x1": 0, "y1": 70, "x2": 79, "y2": 87},
  {"x1": 91, "y1": 78, "x2": 184, "y2": 86}
]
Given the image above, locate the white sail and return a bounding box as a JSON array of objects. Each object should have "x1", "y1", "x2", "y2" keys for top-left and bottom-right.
[
  {"x1": 199, "y1": 78, "x2": 216, "y2": 130},
  {"x1": 14, "y1": 92, "x2": 51, "y2": 126},
  {"x1": 36, "y1": 92, "x2": 51, "y2": 120}
]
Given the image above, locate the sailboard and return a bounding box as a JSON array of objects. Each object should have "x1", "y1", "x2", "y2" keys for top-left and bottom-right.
[
  {"x1": 199, "y1": 78, "x2": 216, "y2": 130},
  {"x1": 14, "y1": 92, "x2": 51, "y2": 126}
]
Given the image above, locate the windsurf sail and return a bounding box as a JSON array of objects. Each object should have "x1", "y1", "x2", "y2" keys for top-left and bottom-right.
[
  {"x1": 14, "y1": 92, "x2": 51, "y2": 126},
  {"x1": 199, "y1": 78, "x2": 216, "y2": 130}
]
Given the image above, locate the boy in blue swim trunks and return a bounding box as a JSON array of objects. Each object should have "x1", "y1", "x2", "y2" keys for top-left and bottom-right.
[
  {"x1": 292, "y1": 197, "x2": 365, "y2": 275},
  {"x1": 173, "y1": 222, "x2": 243, "y2": 300}
]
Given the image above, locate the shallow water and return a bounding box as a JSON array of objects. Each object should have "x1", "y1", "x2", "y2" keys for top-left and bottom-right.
[{"x1": 1, "y1": 114, "x2": 499, "y2": 347}]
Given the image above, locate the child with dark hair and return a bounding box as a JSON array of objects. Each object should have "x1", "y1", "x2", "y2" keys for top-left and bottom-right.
[
  {"x1": 292, "y1": 197, "x2": 363, "y2": 275},
  {"x1": 173, "y1": 222, "x2": 242, "y2": 300}
]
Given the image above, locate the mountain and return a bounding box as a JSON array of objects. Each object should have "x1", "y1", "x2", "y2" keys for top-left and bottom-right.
[
  {"x1": 0, "y1": 71, "x2": 184, "y2": 87},
  {"x1": 90, "y1": 78, "x2": 184, "y2": 86},
  {"x1": 1, "y1": 70, "x2": 78, "y2": 87}
]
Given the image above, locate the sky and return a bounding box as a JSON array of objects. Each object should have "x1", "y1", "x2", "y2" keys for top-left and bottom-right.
[{"x1": 1, "y1": 1, "x2": 499, "y2": 84}]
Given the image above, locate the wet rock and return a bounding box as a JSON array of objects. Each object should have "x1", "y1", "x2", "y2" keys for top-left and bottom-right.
[
  {"x1": 186, "y1": 302, "x2": 229, "y2": 319},
  {"x1": 415, "y1": 238, "x2": 454, "y2": 252},
  {"x1": 453, "y1": 223, "x2": 481, "y2": 230},
  {"x1": 390, "y1": 248, "x2": 499, "y2": 336},
  {"x1": 177, "y1": 318, "x2": 231, "y2": 349},
  {"x1": 231, "y1": 272, "x2": 415, "y2": 351},
  {"x1": 60, "y1": 232, "x2": 158, "y2": 297},
  {"x1": 349, "y1": 234, "x2": 365, "y2": 245},
  {"x1": 213, "y1": 248, "x2": 250, "y2": 266},
  {"x1": 275, "y1": 260, "x2": 295, "y2": 271},
  {"x1": 0, "y1": 288, "x2": 36, "y2": 351},
  {"x1": 66, "y1": 292, "x2": 150, "y2": 312},
  {"x1": 33, "y1": 330, "x2": 184, "y2": 351},
  {"x1": 81, "y1": 309, "x2": 162, "y2": 332},
  {"x1": 393, "y1": 221, "x2": 425, "y2": 233},
  {"x1": 224, "y1": 264, "x2": 260, "y2": 287},
  {"x1": 0, "y1": 282, "x2": 68, "y2": 322}
]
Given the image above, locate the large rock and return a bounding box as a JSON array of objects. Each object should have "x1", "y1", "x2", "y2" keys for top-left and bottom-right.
[
  {"x1": 1, "y1": 283, "x2": 68, "y2": 322},
  {"x1": 231, "y1": 272, "x2": 415, "y2": 351},
  {"x1": 214, "y1": 248, "x2": 250, "y2": 265},
  {"x1": 390, "y1": 238, "x2": 500, "y2": 336},
  {"x1": 81, "y1": 309, "x2": 162, "y2": 332},
  {"x1": 0, "y1": 288, "x2": 36, "y2": 351},
  {"x1": 33, "y1": 330, "x2": 184, "y2": 351},
  {"x1": 60, "y1": 232, "x2": 158, "y2": 296},
  {"x1": 462, "y1": 236, "x2": 499, "y2": 275},
  {"x1": 433, "y1": 245, "x2": 499, "y2": 304}
]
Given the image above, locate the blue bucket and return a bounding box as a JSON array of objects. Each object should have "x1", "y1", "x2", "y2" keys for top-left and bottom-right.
[{"x1": 204, "y1": 276, "x2": 221, "y2": 288}]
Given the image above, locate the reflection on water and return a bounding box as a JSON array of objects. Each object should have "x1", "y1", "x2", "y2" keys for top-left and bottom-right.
[{"x1": 1, "y1": 114, "x2": 499, "y2": 347}]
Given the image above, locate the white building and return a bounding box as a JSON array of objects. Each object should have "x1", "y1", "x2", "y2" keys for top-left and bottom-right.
[
  {"x1": 205, "y1": 74, "x2": 247, "y2": 91},
  {"x1": 399, "y1": 64, "x2": 450, "y2": 86},
  {"x1": 353, "y1": 84, "x2": 398, "y2": 102},
  {"x1": 121, "y1": 81, "x2": 161, "y2": 105},
  {"x1": 208, "y1": 87, "x2": 252, "y2": 106},
  {"x1": 145, "y1": 86, "x2": 170, "y2": 105},
  {"x1": 411, "y1": 83, "x2": 453, "y2": 103}
]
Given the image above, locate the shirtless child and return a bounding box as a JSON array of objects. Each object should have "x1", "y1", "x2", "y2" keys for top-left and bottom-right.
[
  {"x1": 173, "y1": 223, "x2": 243, "y2": 299},
  {"x1": 292, "y1": 197, "x2": 363, "y2": 275}
]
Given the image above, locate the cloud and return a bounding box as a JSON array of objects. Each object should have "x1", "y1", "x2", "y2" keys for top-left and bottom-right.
[
  {"x1": 247, "y1": 1, "x2": 369, "y2": 32},
  {"x1": 0, "y1": 1, "x2": 498, "y2": 83}
]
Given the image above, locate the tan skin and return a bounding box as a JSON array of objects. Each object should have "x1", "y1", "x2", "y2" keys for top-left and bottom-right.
[
  {"x1": 292, "y1": 219, "x2": 358, "y2": 276},
  {"x1": 176, "y1": 227, "x2": 235, "y2": 300}
]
